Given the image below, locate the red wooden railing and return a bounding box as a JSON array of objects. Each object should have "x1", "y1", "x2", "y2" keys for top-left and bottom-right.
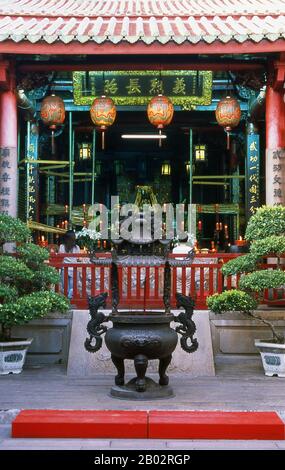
[{"x1": 49, "y1": 253, "x2": 285, "y2": 309}]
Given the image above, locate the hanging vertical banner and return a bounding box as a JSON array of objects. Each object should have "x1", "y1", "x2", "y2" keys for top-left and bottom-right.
[
  {"x1": 271, "y1": 148, "x2": 285, "y2": 205},
  {"x1": 0, "y1": 147, "x2": 15, "y2": 215},
  {"x1": 26, "y1": 123, "x2": 39, "y2": 222},
  {"x1": 246, "y1": 133, "x2": 260, "y2": 219},
  {"x1": 246, "y1": 134, "x2": 260, "y2": 219}
]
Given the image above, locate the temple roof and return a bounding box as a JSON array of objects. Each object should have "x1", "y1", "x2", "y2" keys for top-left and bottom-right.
[{"x1": 0, "y1": 0, "x2": 284, "y2": 46}]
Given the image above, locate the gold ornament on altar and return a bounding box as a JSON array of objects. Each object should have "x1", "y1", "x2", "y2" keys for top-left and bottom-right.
[
  {"x1": 215, "y1": 96, "x2": 241, "y2": 149},
  {"x1": 40, "y1": 94, "x2": 65, "y2": 154},
  {"x1": 90, "y1": 95, "x2": 117, "y2": 149},
  {"x1": 147, "y1": 94, "x2": 174, "y2": 146}
]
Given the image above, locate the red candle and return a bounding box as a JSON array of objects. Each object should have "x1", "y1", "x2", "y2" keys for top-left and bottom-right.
[
  {"x1": 236, "y1": 236, "x2": 247, "y2": 246},
  {"x1": 198, "y1": 220, "x2": 202, "y2": 231}
]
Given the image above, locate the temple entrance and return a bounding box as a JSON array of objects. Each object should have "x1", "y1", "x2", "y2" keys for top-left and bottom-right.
[{"x1": 16, "y1": 68, "x2": 263, "y2": 252}]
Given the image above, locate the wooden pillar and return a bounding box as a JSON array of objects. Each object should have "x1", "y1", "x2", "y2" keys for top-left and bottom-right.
[
  {"x1": 0, "y1": 66, "x2": 18, "y2": 217},
  {"x1": 265, "y1": 65, "x2": 285, "y2": 205}
]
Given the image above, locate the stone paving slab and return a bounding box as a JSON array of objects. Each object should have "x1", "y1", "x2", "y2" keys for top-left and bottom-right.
[
  {"x1": 1, "y1": 361, "x2": 285, "y2": 411},
  {"x1": 1, "y1": 438, "x2": 284, "y2": 450},
  {"x1": 1, "y1": 362, "x2": 285, "y2": 450}
]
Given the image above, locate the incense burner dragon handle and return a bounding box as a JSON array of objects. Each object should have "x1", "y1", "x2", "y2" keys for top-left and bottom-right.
[
  {"x1": 174, "y1": 293, "x2": 198, "y2": 354},
  {"x1": 84, "y1": 293, "x2": 110, "y2": 353}
]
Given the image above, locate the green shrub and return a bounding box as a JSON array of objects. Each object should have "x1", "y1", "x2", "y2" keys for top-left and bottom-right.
[
  {"x1": 0, "y1": 214, "x2": 30, "y2": 245},
  {"x1": 0, "y1": 256, "x2": 34, "y2": 283},
  {"x1": 32, "y1": 265, "x2": 60, "y2": 289},
  {"x1": 39, "y1": 291, "x2": 70, "y2": 313},
  {"x1": 0, "y1": 291, "x2": 70, "y2": 328},
  {"x1": 250, "y1": 236, "x2": 285, "y2": 257},
  {"x1": 207, "y1": 205, "x2": 285, "y2": 344},
  {"x1": 17, "y1": 244, "x2": 49, "y2": 266},
  {"x1": 221, "y1": 253, "x2": 258, "y2": 276},
  {"x1": 239, "y1": 269, "x2": 285, "y2": 292},
  {"x1": 0, "y1": 216, "x2": 70, "y2": 340},
  {"x1": 245, "y1": 206, "x2": 285, "y2": 241},
  {"x1": 0, "y1": 285, "x2": 18, "y2": 304},
  {"x1": 207, "y1": 290, "x2": 258, "y2": 314}
]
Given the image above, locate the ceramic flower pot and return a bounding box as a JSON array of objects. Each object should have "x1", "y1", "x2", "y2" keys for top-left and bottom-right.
[
  {"x1": 0, "y1": 338, "x2": 33, "y2": 375},
  {"x1": 254, "y1": 339, "x2": 285, "y2": 377}
]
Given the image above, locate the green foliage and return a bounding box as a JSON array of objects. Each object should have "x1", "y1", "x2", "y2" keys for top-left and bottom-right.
[
  {"x1": 0, "y1": 214, "x2": 30, "y2": 245},
  {"x1": 17, "y1": 244, "x2": 49, "y2": 266},
  {"x1": 0, "y1": 217, "x2": 70, "y2": 340},
  {"x1": 39, "y1": 291, "x2": 70, "y2": 313},
  {"x1": 0, "y1": 284, "x2": 18, "y2": 304},
  {"x1": 0, "y1": 256, "x2": 34, "y2": 283},
  {"x1": 250, "y1": 236, "x2": 285, "y2": 257},
  {"x1": 245, "y1": 206, "x2": 285, "y2": 241},
  {"x1": 239, "y1": 270, "x2": 285, "y2": 292},
  {"x1": 207, "y1": 206, "x2": 285, "y2": 342},
  {"x1": 0, "y1": 291, "x2": 70, "y2": 328},
  {"x1": 221, "y1": 254, "x2": 258, "y2": 276},
  {"x1": 207, "y1": 290, "x2": 258, "y2": 314},
  {"x1": 32, "y1": 265, "x2": 60, "y2": 290}
]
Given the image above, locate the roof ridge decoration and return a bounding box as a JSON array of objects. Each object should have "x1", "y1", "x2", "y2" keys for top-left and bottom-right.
[
  {"x1": 1, "y1": 0, "x2": 285, "y2": 18},
  {"x1": 0, "y1": 0, "x2": 284, "y2": 46}
]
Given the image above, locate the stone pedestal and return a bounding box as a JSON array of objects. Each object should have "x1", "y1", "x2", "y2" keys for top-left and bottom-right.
[{"x1": 67, "y1": 310, "x2": 215, "y2": 378}]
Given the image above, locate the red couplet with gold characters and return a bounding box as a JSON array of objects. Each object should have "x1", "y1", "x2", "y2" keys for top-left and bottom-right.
[
  {"x1": 215, "y1": 96, "x2": 241, "y2": 149},
  {"x1": 147, "y1": 94, "x2": 174, "y2": 146},
  {"x1": 40, "y1": 94, "x2": 65, "y2": 154},
  {"x1": 90, "y1": 95, "x2": 116, "y2": 149}
]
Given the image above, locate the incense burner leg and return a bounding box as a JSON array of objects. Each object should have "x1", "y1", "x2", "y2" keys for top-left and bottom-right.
[
  {"x1": 158, "y1": 354, "x2": 172, "y2": 386},
  {"x1": 111, "y1": 355, "x2": 125, "y2": 386},
  {"x1": 134, "y1": 354, "x2": 148, "y2": 392}
]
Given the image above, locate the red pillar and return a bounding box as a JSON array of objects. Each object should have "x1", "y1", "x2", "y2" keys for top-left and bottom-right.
[
  {"x1": 265, "y1": 80, "x2": 285, "y2": 205},
  {"x1": 0, "y1": 70, "x2": 18, "y2": 217}
]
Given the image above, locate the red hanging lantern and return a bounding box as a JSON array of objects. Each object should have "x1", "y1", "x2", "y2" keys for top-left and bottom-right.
[
  {"x1": 215, "y1": 96, "x2": 241, "y2": 149},
  {"x1": 90, "y1": 95, "x2": 116, "y2": 150},
  {"x1": 147, "y1": 94, "x2": 174, "y2": 146},
  {"x1": 40, "y1": 94, "x2": 65, "y2": 154}
]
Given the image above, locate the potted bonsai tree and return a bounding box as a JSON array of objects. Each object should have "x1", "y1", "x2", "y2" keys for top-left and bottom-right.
[
  {"x1": 207, "y1": 206, "x2": 285, "y2": 377},
  {"x1": 0, "y1": 214, "x2": 70, "y2": 374}
]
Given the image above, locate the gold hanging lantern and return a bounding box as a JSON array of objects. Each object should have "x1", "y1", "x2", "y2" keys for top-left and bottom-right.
[
  {"x1": 40, "y1": 94, "x2": 65, "y2": 154},
  {"x1": 90, "y1": 95, "x2": 116, "y2": 150},
  {"x1": 215, "y1": 96, "x2": 241, "y2": 149},
  {"x1": 147, "y1": 94, "x2": 174, "y2": 147}
]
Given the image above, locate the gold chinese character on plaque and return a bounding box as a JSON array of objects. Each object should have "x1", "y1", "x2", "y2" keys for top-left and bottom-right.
[
  {"x1": 104, "y1": 79, "x2": 118, "y2": 95},
  {"x1": 126, "y1": 79, "x2": 141, "y2": 95},
  {"x1": 172, "y1": 77, "x2": 186, "y2": 95},
  {"x1": 149, "y1": 78, "x2": 164, "y2": 95}
]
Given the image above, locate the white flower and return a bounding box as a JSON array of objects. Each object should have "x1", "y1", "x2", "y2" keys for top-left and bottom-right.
[{"x1": 76, "y1": 228, "x2": 101, "y2": 240}]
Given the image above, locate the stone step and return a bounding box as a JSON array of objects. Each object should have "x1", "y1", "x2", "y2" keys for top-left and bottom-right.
[
  {"x1": 12, "y1": 410, "x2": 148, "y2": 438},
  {"x1": 148, "y1": 411, "x2": 285, "y2": 440},
  {"x1": 12, "y1": 410, "x2": 285, "y2": 440}
]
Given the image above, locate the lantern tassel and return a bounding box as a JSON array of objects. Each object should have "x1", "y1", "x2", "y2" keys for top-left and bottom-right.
[
  {"x1": 102, "y1": 130, "x2": 105, "y2": 150},
  {"x1": 226, "y1": 131, "x2": 230, "y2": 150},
  {"x1": 51, "y1": 129, "x2": 55, "y2": 155},
  {"x1": 159, "y1": 129, "x2": 162, "y2": 148}
]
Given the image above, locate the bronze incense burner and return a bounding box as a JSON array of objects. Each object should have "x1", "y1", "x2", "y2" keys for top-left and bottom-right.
[{"x1": 84, "y1": 213, "x2": 198, "y2": 399}]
